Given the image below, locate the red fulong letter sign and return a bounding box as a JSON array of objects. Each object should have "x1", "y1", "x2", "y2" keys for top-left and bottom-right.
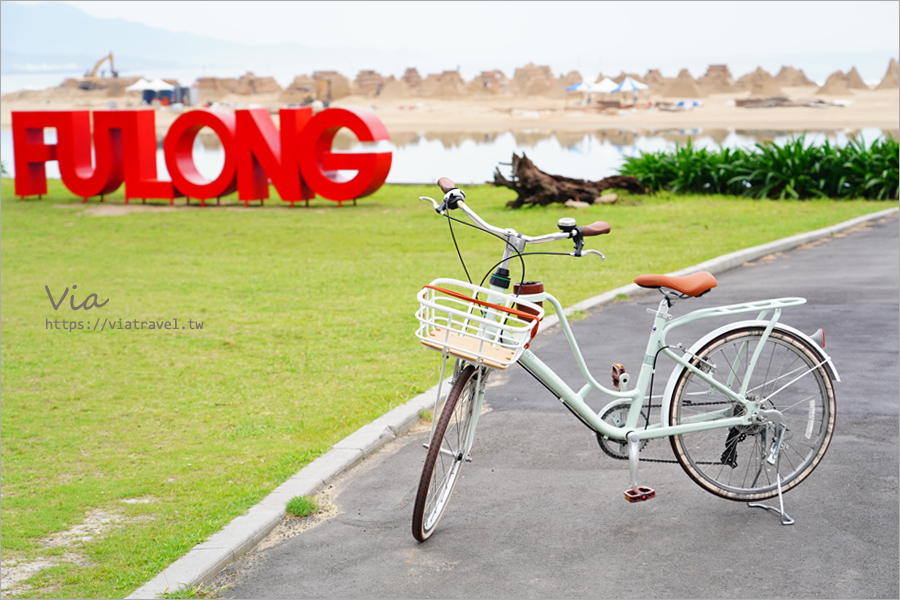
[{"x1": 12, "y1": 107, "x2": 392, "y2": 206}]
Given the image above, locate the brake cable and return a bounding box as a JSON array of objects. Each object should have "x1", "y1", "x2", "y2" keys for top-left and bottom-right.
[{"x1": 442, "y1": 212, "x2": 528, "y2": 292}]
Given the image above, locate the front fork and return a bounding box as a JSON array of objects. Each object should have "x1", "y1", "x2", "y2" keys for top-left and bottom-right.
[
  {"x1": 460, "y1": 364, "x2": 490, "y2": 462},
  {"x1": 427, "y1": 358, "x2": 490, "y2": 459}
]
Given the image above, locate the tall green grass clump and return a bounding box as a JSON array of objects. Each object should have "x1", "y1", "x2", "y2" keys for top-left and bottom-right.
[{"x1": 619, "y1": 134, "x2": 899, "y2": 200}]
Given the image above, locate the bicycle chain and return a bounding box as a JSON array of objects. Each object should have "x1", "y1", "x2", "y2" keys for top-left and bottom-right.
[
  {"x1": 628, "y1": 401, "x2": 746, "y2": 465},
  {"x1": 637, "y1": 456, "x2": 679, "y2": 464}
]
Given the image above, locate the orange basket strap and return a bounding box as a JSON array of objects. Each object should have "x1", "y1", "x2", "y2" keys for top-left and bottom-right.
[{"x1": 423, "y1": 285, "x2": 540, "y2": 323}]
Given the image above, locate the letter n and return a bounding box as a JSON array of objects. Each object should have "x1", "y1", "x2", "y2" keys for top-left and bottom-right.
[{"x1": 235, "y1": 108, "x2": 314, "y2": 207}]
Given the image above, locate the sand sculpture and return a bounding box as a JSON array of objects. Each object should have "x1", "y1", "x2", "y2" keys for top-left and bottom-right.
[
  {"x1": 55, "y1": 75, "x2": 144, "y2": 96},
  {"x1": 378, "y1": 78, "x2": 413, "y2": 99},
  {"x1": 662, "y1": 69, "x2": 707, "y2": 98},
  {"x1": 196, "y1": 72, "x2": 282, "y2": 99},
  {"x1": 817, "y1": 71, "x2": 854, "y2": 96},
  {"x1": 354, "y1": 70, "x2": 386, "y2": 96},
  {"x1": 511, "y1": 62, "x2": 556, "y2": 96},
  {"x1": 278, "y1": 74, "x2": 316, "y2": 103},
  {"x1": 433, "y1": 71, "x2": 468, "y2": 99},
  {"x1": 310, "y1": 71, "x2": 352, "y2": 100},
  {"x1": 746, "y1": 67, "x2": 786, "y2": 98},
  {"x1": 237, "y1": 72, "x2": 281, "y2": 94},
  {"x1": 407, "y1": 71, "x2": 468, "y2": 99},
  {"x1": 774, "y1": 66, "x2": 817, "y2": 87},
  {"x1": 642, "y1": 69, "x2": 668, "y2": 92},
  {"x1": 470, "y1": 70, "x2": 508, "y2": 94},
  {"x1": 876, "y1": 58, "x2": 899, "y2": 90},
  {"x1": 195, "y1": 77, "x2": 233, "y2": 100},
  {"x1": 612, "y1": 72, "x2": 645, "y2": 84},
  {"x1": 734, "y1": 67, "x2": 776, "y2": 94},
  {"x1": 549, "y1": 70, "x2": 582, "y2": 98},
  {"x1": 697, "y1": 64, "x2": 736, "y2": 94},
  {"x1": 286, "y1": 74, "x2": 315, "y2": 91},
  {"x1": 416, "y1": 73, "x2": 441, "y2": 97},
  {"x1": 401, "y1": 67, "x2": 423, "y2": 90},
  {"x1": 844, "y1": 67, "x2": 869, "y2": 89}
]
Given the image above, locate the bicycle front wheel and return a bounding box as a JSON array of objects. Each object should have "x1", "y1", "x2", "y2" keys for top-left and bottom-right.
[
  {"x1": 669, "y1": 326, "x2": 835, "y2": 502},
  {"x1": 412, "y1": 364, "x2": 480, "y2": 542}
]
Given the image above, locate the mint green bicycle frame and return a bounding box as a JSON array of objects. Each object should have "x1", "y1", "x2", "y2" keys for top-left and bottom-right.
[
  {"x1": 508, "y1": 289, "x2": 813, "y2": 442},
  {"x1": 453, "y1": 282, "x2": 839, "y2": 464}
]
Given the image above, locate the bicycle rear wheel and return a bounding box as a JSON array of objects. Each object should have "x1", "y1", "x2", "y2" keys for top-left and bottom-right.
[
  {"x1": 412, "y1": 364, "x2": 480, "y2": 541},
  {"x1": 669, "y1": 327, "x2": 835, "y2": 502}
]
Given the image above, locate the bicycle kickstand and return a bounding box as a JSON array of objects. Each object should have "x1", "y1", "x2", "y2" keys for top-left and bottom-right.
[
  {"x1": 623, "y1": 432, "x2": 656, "y2": 503},
  {"x1": 748, "y1": 423, "x2": 795, "y2": 525}
]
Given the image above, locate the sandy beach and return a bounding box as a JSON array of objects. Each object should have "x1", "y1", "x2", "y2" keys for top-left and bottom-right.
[{"x1": 2, "y1": 85, "x2": 898, "y2": 138}]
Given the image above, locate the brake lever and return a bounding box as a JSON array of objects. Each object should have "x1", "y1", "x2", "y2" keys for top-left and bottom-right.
[
  {"x1": 576, "y1": 249, "x2": 606, "y2": 259},
  {"x1": 419, "y1": 196, "x2": 443, "y2": 214}
]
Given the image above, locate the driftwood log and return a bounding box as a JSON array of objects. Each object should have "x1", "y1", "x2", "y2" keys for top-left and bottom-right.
[{"x1": 493, "y1": 153, "x2": 647, "y2": 208}]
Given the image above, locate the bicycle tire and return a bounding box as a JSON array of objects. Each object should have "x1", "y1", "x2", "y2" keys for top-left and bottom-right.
[
  {"x1": 669, "y1": 326, "x2": 835, "y2": 502},
  {"x1": 412, "y1": 364, "x2": 479, "y2": 541}
]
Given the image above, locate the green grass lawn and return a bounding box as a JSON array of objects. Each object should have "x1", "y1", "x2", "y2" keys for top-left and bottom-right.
[{"x1": 0, "y1": 178, "x2": 893, "y2": 598}]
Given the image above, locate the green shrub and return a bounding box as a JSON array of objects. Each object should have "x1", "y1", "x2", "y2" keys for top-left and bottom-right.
[{"x1": 620, "y1": 134, "x2": 899, "y2": 200}]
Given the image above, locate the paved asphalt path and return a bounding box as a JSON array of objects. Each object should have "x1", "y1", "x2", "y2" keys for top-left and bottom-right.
[{"x1": 217, "y1": 213, "x2": 898, "y2": 599}]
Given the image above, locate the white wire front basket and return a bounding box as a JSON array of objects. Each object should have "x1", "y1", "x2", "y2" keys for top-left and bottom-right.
[{"x1": 415, "y1": 278, "x2": 545, "y2": 370}]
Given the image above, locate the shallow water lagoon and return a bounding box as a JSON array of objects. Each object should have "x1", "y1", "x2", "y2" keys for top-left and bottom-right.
[{"x1": 0, "y1": 127, "x2": 892, "y2": 186}]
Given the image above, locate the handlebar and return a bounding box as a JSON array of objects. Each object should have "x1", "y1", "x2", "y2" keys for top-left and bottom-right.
[
  {"x1": 421, "y1": 177, "x2": 610, "y2": 256},
  {"x1": 437, "y1": 177, "x2": 456, "y2": 194},
  {"x1": 580, "y1": 221, "x2": 612, "y2": 236}
]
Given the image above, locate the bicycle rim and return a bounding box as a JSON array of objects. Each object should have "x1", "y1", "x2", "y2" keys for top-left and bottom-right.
[
  {"x1": 412, "y1": 364, "x2": 478, "y2": 541},
  {"x1": 670, "y1": 327, "x2": 835, "y2": 501}
]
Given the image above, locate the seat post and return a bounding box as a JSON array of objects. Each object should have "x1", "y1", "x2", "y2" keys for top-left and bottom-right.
[{"x1": 658, "y1": 296, "x2": 672, "y2": 314}]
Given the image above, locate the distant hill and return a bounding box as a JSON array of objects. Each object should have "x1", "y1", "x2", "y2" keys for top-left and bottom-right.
[
  {"x1": 0, "y1": 1, "x2": 405, "y2": 77},
  {"x1": 1, "y1": 1, "x2": 896, "y2": 89}
]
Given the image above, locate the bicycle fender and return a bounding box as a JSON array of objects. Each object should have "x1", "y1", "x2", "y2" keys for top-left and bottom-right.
[{"x1": 661, "y1": 320, "x2": 841, "y2": 425}]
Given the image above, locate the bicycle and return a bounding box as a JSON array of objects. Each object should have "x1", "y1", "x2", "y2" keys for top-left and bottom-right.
[{"x1": 411, "y1": 177, "x2": 838, "y2": 542}]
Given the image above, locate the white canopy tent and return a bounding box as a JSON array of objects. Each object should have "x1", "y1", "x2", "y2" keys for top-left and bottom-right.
[
  {"x1": 591, "y1": 77, "x2": 620, "y2": 93},
  {"x1": 566, "y1": 77, "x2": 619, "y2": 105},
  {"x1": 146, "y1": 78, "x2": 176, "y2": 91},
  {"x1": 124, "y1": 78, "x2": 155, "y2": 92},
  {"x1": 612, "y1": 76, "x2": 650, "y2": 105},
  {"x1": 612, "y1": 76, "x2": 649, "y2": 93},
  {"x1": 126, "y1": 77, "x2": 178, "y2": 105},
  {"x1": 565, "y1": 81, "x2": 592, "y2": 93}
]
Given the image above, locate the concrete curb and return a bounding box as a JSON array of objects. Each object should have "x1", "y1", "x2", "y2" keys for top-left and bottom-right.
[{"x1": 127, "y1": 206, "x2": 898, "y2": 599}]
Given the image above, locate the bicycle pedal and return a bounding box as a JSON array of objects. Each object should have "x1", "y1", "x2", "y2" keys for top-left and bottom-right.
[{"x1": 623, "y1": 486, "x2": 656, "y2": 503}]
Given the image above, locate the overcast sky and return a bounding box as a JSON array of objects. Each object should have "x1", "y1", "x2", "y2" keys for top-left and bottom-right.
[{"x1": 10, "y1": 1, "x2": 900, "y2": 81}]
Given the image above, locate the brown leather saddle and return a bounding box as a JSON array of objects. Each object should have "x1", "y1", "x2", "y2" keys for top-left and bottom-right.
[{"x1": 633, "y1": 270, "x2": 717, "y2": 298}]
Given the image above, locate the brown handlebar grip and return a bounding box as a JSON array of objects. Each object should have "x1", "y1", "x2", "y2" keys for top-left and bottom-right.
[
  {"x1": 581, "y1": 221, "x2": 611, "y2": 236},
  {"x1": 437, "y1": 177, "x2": 456, "y2": 194}
]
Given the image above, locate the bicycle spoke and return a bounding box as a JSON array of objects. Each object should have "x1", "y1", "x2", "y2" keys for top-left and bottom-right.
[
  {"x1": 413, "y1": 365, "x2": 480, "y2": 541},
  {"x1": 670, "y1": 327, "x2": 835, "y2": 502}
]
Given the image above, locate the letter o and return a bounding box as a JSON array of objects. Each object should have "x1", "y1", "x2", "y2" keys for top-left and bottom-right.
[{"x1": 164, "y1": 110, "x2": 237, "y2": 199}]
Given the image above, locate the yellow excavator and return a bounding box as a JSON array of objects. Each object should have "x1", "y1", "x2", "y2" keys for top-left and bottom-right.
[{"x1": 78, "y1": 52, "x2": 119, "y2": 90}]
